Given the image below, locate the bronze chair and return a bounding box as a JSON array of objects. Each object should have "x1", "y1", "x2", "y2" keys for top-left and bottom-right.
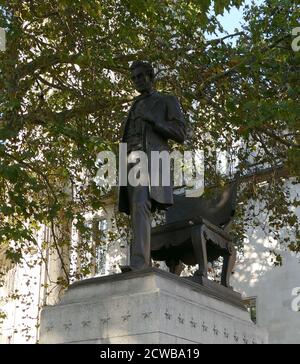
[{"x1": 151, "y1": 180, "x2": 238, "y2": 288}]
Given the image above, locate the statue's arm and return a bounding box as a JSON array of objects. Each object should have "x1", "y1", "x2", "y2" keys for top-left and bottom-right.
[{"x1": 151, "y1": 95, "x2": 186, "y2": 143}]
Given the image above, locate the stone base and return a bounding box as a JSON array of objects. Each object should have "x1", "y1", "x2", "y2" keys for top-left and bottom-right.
[{"x1": 40, "y1": 268, "x2": 268, "y2": 344}]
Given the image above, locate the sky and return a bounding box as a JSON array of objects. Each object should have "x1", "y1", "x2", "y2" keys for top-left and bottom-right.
[{"x1": 215, "y1": 0, "x2": 265, "y2": 35}]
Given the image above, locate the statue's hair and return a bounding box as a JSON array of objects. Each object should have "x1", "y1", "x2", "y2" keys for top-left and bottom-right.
[{"x1": 130, "y1": 61, "x2": 155, "y2": 80}]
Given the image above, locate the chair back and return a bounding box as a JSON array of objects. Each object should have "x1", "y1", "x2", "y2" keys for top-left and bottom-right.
[{"x1": 166, "y1": 180, "x2": 238, "y2": 227}]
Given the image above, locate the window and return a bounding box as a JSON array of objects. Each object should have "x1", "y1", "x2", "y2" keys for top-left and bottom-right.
[{"x1": 244, "y1": 297, "x2": 257, "y2": 324}]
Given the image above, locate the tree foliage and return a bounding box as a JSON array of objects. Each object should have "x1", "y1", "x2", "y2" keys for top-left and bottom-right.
[{"x1": 0, "y1": 0, "x2": 299, "y2": 287}]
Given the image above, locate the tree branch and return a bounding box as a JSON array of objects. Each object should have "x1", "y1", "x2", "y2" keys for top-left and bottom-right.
[
  {"x1": 200, "y1": 34, "x2": 291, "y2": 90},
  {"x1": 206, "y1": 31, "x2": 247, "y2": 45},
  {"x1": 256, "y1": 127, "x2": 299, "y2": 149}
]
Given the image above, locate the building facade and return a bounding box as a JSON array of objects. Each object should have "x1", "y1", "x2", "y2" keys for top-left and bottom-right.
[{"x1": 232, "y1": 180, "x2": 300, "y2": 344}]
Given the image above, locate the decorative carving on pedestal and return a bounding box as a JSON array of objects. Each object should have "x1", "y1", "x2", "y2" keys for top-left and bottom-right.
[
  {"x1": 81, "y1": 320, "x2": 91, "y2": 327},
  {"x1": 224, "y1": 329, "x2": 229, "y2": 339},
  {"x1": 164, "y1": 309, "x2": 172, "y2": 320},
  {"x1": 202, "y1": 321, "x2": 208, "y2": 332},
  {"x1": 142, "y1": 311, "x2": 152, "y2": 319},
  {"x1": 177, "y1": 314, "x2": 184, "y2": 324},
  {"x1": 63, "y1": 322, "x2": 72, "y2": 331},
  {"x1": 190, "y1": 318, "x2": 197, "y2": 328},
  {"x1": 121, "y1": 311, "x2": 131, "y2": 322},
  {"x1": 100, "y1": 316, "x2": 111, "y2": 325},
  {"x1": 213, "y1": 325, "x2": 219, "y2": 336}
]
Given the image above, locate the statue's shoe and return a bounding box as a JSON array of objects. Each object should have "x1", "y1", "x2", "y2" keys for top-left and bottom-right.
[
  {"x1": 119, "y1": 264, "x2": 150, "y2": 272},
  {"x1": 119, "y1": 265, "x2": 133, "y2": 273}
]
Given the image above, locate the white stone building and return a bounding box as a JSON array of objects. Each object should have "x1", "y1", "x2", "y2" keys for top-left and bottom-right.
[{"x1": 232, "y1": 180, "x2": 300, "y2": 344}]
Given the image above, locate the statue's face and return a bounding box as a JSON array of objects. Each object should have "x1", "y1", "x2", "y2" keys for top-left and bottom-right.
[{"x1": 131, "y1": 66, "x2": 152, "y2": 94}]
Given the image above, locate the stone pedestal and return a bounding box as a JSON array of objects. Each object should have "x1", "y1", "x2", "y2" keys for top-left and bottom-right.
[{"x1": 40, "y1": 268, "x2": 268, "y2": 344}]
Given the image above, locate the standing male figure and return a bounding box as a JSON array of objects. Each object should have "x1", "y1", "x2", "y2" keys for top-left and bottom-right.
[{"x1": 118, "y1": 61, "x2": 186, "y2": 271}]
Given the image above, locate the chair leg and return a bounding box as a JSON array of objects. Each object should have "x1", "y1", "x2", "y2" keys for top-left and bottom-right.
[
  {"x1": 221, "y1": 245, "x2": 236, "y2": 287},
  {"x1": 191, "y1": 225, "x2": 208, "y2": 279}
]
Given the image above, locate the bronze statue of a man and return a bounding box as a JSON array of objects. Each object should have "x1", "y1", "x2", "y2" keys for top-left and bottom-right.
[{"x1": 118, "y1": 61, "x2": 186, "y2": 271}]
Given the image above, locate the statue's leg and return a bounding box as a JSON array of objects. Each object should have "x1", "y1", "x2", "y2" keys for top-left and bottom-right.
[
  {"x1": 191, "y1": 225, "x2": 208, "y2": 279},
  {"x1": 221, "y1": 244, "x2": 237, "y2": 287},
  {"x1": 128, "y1": 185, "x2": 152, "y2": 270},
  {"x1": 166, "y1": 259, "x2": 180, "y2": 274}
]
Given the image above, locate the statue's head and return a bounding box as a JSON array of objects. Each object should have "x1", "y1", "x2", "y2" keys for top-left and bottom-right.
[{"x1": 130, "y1": 61, "x2": 154, "y2": 94}]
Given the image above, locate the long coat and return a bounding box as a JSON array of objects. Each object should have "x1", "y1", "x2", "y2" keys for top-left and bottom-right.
[{"x1": 118, "y1": 91, "x2": 186, "y2": 215}]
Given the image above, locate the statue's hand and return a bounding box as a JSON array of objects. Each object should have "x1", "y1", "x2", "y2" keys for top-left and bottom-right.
[
  {"x1": 134, "y1": 107, "x2": 156, "y2": 126},
  {"x1": 134, "y1": 97, "x2": 161, "y2": 126}
]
